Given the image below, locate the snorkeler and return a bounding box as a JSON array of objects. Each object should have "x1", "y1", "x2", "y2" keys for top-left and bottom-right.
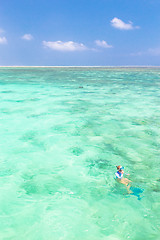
[{"x1": 115, "y1": 165, "x2": 132, "y2": 193}]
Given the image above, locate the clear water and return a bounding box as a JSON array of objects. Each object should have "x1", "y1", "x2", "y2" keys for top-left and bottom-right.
[{"x1": 0, "y1": 67, "x2": 160, "y2": 240}]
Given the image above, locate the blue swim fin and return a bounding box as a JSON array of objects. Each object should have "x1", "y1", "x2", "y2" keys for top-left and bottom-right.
[{"x1": 130, "y1": 187, "x2": 144, "y2": 200}]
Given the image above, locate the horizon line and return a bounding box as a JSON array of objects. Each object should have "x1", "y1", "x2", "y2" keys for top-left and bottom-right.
[{"x1": 1, "y1": 65, "x2": 160, "y2": 68}]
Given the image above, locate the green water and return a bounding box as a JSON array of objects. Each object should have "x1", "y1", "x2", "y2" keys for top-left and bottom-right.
[{"x1": 0, "y1": 67, "x2": 160, "y2": 240}]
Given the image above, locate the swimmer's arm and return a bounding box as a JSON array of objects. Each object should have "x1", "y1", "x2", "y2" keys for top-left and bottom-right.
[{"x1": 124, "y1": 172, "x2": 130, "y2": 176}]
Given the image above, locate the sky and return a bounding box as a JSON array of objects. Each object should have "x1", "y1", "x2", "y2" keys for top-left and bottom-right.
[{"x1": 0, "y1": 0, "x2": 160, "y2": 66}]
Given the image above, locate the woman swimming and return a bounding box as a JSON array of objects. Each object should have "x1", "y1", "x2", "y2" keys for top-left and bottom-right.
[{"x1": 115, "y1": 165, "x2": 132, "y2": 193}]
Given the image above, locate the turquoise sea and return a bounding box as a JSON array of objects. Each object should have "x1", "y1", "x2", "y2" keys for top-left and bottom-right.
[{"x1": 0, "y1": 67, "x2": 160, "y2": 240}]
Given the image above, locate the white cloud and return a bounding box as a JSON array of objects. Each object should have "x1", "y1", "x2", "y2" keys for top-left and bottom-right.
[
  {"x1": 131, "y1": 48, "x2": 160, "y2": 57},
  {"x1": 0, "y1": 36, "x2": 7, "y2": 44},
  {"x1": 130, "y1": 51, "x2": 144, "y2": 56},
  {"x1": 22, "y1": 34, "x2": 33, "y2": 41},
  {"x1": 95, "y1": 40, "x2": 113, "y2": 48},
  {"x1": 111, "y1": 17, "x2": 139, "y2": 30},
  {"x1": 43, "y1": 40, "x2": 87, "y2": 51},
  {"x1": 148, "y1": 48, "x2": 160, "y2": 56}
]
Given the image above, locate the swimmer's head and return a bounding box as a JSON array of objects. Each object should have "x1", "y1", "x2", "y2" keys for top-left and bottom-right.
[{"x1": 116, "y1": 165, "x2": 124, "y2": 171}]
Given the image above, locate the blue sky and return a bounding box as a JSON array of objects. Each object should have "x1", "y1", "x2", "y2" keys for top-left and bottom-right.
[{"x1": 0, "y1": 0, "x2": 160, "y2": 66}]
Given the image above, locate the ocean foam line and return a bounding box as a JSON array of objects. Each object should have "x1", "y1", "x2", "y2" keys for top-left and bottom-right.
[{"x1": 0, "y1": 65, "x2": 160, "y2": 68}]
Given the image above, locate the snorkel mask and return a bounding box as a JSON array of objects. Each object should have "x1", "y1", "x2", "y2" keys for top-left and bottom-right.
[{"x1": 120, "y1": 166, "x2": 124, "y2": 170}]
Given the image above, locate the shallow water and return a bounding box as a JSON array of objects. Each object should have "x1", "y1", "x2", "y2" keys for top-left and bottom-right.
[{"x1": 0, "y1": 67, "x2": 160, "y2": 240}]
